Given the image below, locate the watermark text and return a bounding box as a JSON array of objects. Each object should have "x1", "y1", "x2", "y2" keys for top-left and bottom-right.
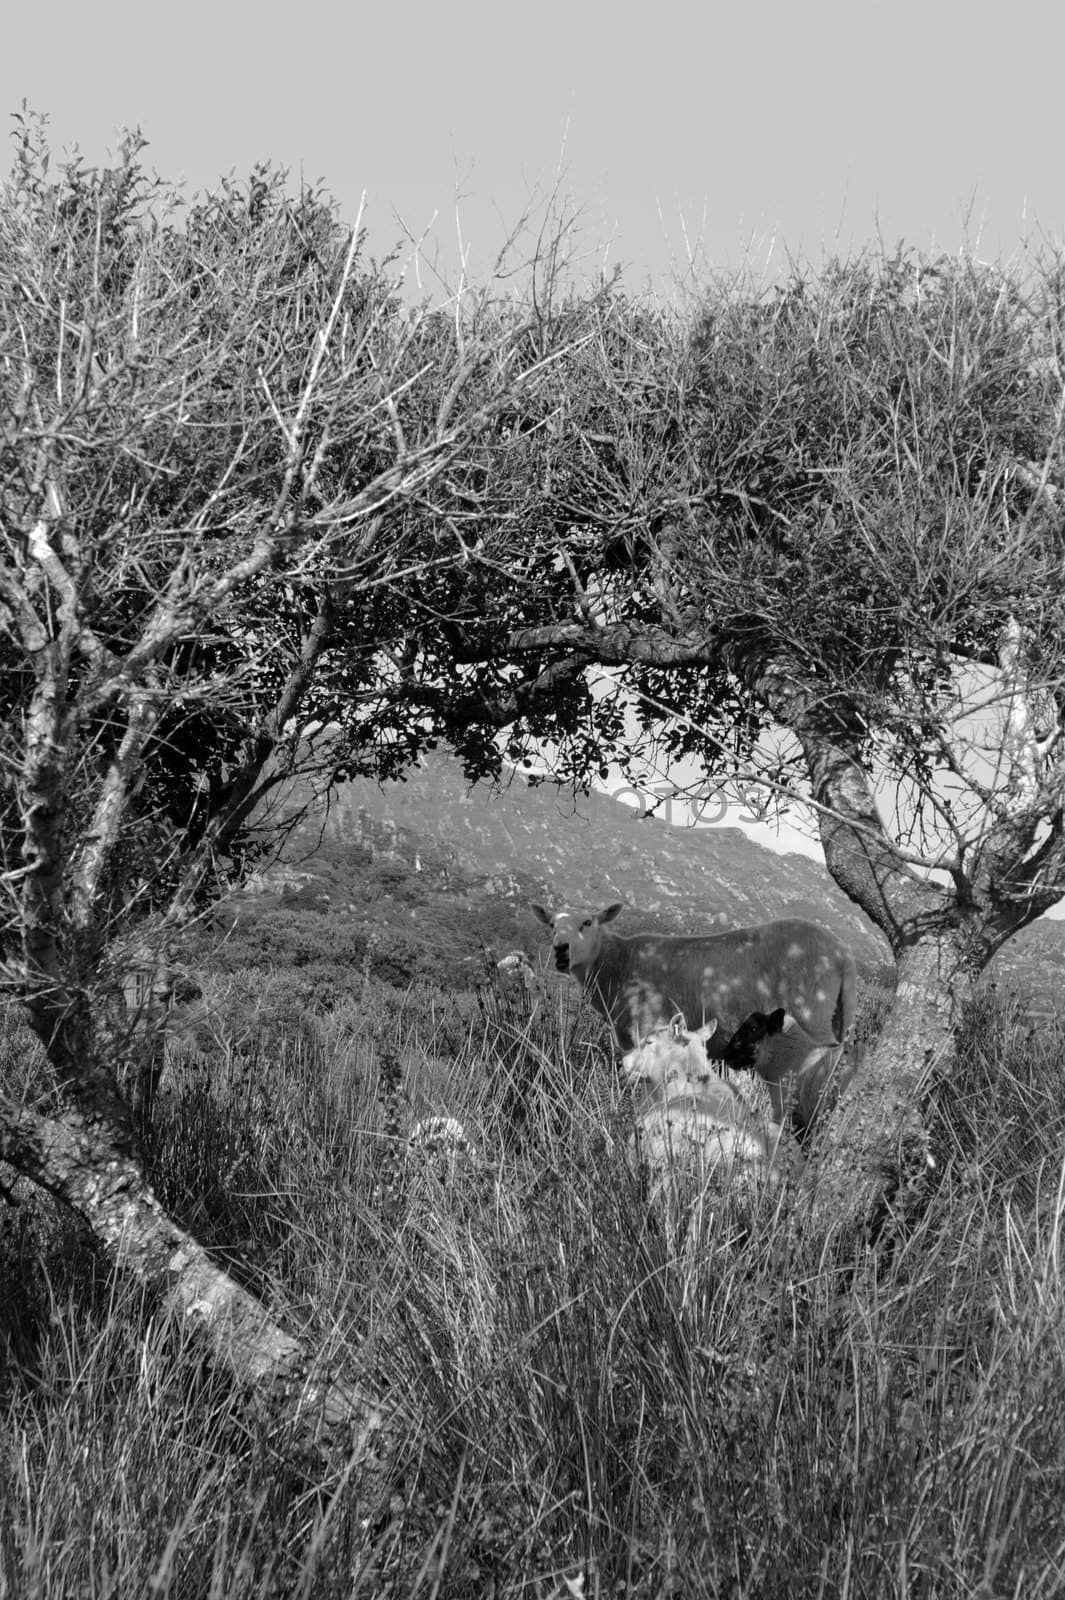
[{"x1": 605, "y1": 779, "x2": 786, "y2": 828}]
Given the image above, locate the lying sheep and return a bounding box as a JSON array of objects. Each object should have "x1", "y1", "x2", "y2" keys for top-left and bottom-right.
[{"x1": 621, "y1": 1017, "x2": 797, "y2": 1192}]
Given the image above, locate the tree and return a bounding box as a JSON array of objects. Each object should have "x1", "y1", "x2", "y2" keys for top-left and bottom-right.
[
  {"x1": 0, "y1": 115, "x2": 581, "y2": 1462},
  {"x1": 6, "y1": 110, "x2": 1060, "y2": 1409},
  {"x1": 374, "y1": 250, "x2": 1065, "y2": 1231}
]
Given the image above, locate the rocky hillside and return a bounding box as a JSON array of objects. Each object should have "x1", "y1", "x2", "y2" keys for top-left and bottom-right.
[
  {"x1": 269, "y1": 753, "x2": 1062, "y2": 1008},
  {"x1": 316, "y1": 755, "x2": 887, "y2": 960}
]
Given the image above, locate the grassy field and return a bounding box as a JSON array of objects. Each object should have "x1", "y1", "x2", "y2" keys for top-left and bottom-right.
[{"x1": 2, "y1": 963, "x2": 1064, "y2": 1598}]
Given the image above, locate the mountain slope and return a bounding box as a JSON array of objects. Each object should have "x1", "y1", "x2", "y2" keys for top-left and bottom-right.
[
  {"x1": 308, "y1": 755, "x2": 892, "y2": 974},
  {"x1": 287, "y1": 753, "x2": 1064, "y2": 1007}
]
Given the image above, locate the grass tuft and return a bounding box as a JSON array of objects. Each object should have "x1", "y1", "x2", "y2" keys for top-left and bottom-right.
[{"x1": 4, "y1": 979, "x2": 1065, "y2": 1595}]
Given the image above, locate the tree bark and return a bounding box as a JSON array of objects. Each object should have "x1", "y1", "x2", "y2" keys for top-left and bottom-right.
[
  {"x1": 805, "y1": 933, "x2": 974, "y2": 1232},
  {"x1": 0, "y1": 1081, "x2": 397, "y2": 1475},
  {"x1": 105, "y1": 935, "x2": 179, "y2": 1127}
]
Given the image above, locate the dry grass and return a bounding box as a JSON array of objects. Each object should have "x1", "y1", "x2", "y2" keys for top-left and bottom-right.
[{"x1": 3, "y1": 979, "x2": 1065, "y2": 1597}]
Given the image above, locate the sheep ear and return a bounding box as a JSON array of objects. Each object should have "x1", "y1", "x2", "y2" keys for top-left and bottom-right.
[
  {"x1": 693, "y1": 1019, "x2": 718, "y2": 1043},
  {"x1": 766, "y1": 1008, "x2": 788, "y2": 1034},
  {"x1": 598, "y1": 903, "x2": 624, "y2": 924},
  {"x1": 669, "y1": 1012, "x2": 687, "y2": 1039},
  {"x1": 530, "y1": 904, "x2": 554, "y2": 927}
]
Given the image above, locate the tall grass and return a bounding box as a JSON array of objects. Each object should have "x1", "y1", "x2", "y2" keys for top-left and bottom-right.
[{"x1": 3, "y1": 978, "x2": 1065, "y2": 1597}]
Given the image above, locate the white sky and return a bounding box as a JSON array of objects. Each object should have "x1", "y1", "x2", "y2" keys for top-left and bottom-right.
[
  {"x1": 596, "y1": 767, "x2": 1065, "y2": 920},
  {"x1": 2, "y1": 0, "x2": 1062, "y2": 296},
  {"x1": 546, "y1": 654, "x2": 1065, "y2": 916}
]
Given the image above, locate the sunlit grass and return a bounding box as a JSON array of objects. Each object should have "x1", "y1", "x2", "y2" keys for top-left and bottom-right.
[{"x1": 3, "y1": 979, "x2": 1065, "y2": 1596}]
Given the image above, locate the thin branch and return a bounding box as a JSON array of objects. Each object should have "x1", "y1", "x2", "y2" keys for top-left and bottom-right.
[
  {"x1": 69, "y1": 687, "x2": 163, "y2": 929},
  {"x1": 629, "y1": 683, "x2": 959, "y2": 876}
]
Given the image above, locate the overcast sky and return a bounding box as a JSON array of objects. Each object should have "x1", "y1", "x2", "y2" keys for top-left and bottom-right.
[
  {"x1": 4, "y1": 1, "x2": 1062, "y2": 898},
  {"x1": 3, "y1": 0, "x2": 1062, "y2": 296}
]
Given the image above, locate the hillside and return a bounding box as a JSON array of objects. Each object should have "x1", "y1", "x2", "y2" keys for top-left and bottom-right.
[
  {"x1": 282, "y1": 755, "x2": 883, "y2": 965},
  {"x1": 254, "y1": 753, "x2": 1059, "y2": 1007}
]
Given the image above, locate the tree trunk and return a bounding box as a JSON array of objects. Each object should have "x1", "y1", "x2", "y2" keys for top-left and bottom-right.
[
  {"x1": 0, "y1": 1064, "x2": 397, "y2": 1481},
  {"x1": 112, "y1": 937, "x2": 177, "y2": 1128},
  {"x1": 807, "y1": 933, "x2": 974, "y2": 1233}
]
